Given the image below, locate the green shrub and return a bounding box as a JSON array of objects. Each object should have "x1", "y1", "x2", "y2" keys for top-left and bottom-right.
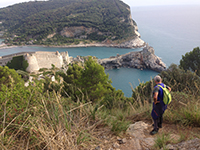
[
  {"x1": 160, "y1": 64, "x2": 200, "y2": 96},
  {"x1": 180, "y1": 47, "x2": 200, "y2": 76},
  {"x1": 101, "y1": 89, "x2": 128, "y2": 110},
  {"x1": 39, "y1": 68, "x2": 48, "y2": 72},
  {"x1": 0, "y1": 66, "x2": 22, "y2": 88},
  {"x1": 59, "y1": 57, "x2": 113, "y2": 102},
  {"x1": 132, "y1": 80, "x2": 154, "y2": 105},
  {"x1": 111, "y1": 119, "x2": 130, "y2": 135},
  {"x1": 6, "y1": 55, "x2": 28, "y2": 71},
  {"x1": 154, "y1": 133, "x2": 170, "y2": 150},
  {"x1": 164, "y1": 92, "x2": 200, "y2": 126}
]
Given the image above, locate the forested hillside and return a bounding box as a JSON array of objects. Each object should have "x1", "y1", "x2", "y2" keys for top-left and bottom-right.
[{"x1": 0, "y1": 0, "x2": 138, "y2": 45}]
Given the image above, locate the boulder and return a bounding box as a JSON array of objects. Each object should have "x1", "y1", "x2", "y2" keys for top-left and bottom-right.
[
  {"x1": 126, "y1": 121, "x2": 149, "y2": 138},
  {"x1": 126, "y1": 121, "x2": 155, "y2": 149}
]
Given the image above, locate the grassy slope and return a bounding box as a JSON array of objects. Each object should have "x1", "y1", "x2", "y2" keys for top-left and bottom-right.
[{"x1": 0, "y1": 67, "x2": 200, "y2": 149}]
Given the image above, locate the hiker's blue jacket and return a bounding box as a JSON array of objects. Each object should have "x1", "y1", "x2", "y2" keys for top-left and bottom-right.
[{"x1": 151, "y1": 83, "x2": 167, "y2": 120}]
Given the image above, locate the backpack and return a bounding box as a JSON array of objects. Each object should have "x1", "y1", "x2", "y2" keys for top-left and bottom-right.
[{"x1": 157, "y1": 85, "x2": 172, "y2": 105}]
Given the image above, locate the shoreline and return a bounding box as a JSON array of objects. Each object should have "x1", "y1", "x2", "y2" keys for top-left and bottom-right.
[
  {"x1": 0, "y1": 37, "x2": 146, "y2": 50},
  {"x1": 0, "y1": 43, "x2": 145, "y2": 50}
]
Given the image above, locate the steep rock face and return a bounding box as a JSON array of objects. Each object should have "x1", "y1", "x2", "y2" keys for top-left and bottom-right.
[
  {"x1": 119, "y1": 37, "x2": 145, "y2": 48},
  {"x1": 60, "y1": 26, "x2": 97, "y2": 38},
  {"x1": 98, "y1": 44, "x2": 166, "y2": 72}
]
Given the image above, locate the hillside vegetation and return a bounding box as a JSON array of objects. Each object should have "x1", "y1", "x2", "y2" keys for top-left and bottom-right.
[
  {"x1": 0, "y1": 48, "x2": 200, "y2": 149},
  {"x1": 0, "y1": 0, "x2": 137, "y2": 46}
]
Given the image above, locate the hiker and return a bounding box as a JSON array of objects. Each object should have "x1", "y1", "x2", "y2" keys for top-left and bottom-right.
[{"x1": 150, "y1": 75, "x2": 171, "y2": 135}]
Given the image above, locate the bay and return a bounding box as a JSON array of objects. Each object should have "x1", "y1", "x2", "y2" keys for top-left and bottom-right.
[
  {"x1": 0, "y1": 46, "x2": 143, "y2": 58},
  {"x1": 105, "y1": 68, "x2": 157, "y2": 96}
]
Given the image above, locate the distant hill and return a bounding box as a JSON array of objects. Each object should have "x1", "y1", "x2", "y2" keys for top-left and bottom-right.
[{"x1": 0, "y1": 0, "x2": 140, "y2": 46}]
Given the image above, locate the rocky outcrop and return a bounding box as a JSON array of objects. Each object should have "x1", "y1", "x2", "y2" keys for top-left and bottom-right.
[
  {"x1": 126, "y1": 121, "x2": 155, "y2": 149},
  {"x1": 0, "y1": 43, "x2": 6, "y2": 48},
  {"x1": 61, "y1": 26, "x2": 98, "y2": 39},
  {"x1": 119, "y1": 37, "x2": 145, "y2": 48},
  {"x1": 164, "y1": 138, "x2": 200, "y2": 150},
  {"x1": 124, "y1": 121, "x2": 200, "y2": 150},
  {"x1": 98, "y1": 44, "x2": 166, "y2": 72}
]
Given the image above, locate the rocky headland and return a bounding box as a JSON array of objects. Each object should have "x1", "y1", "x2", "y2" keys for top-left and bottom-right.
[
  {"x1": 94, "y1": 44, "x2": 165, "y2": 72},
  {"x1": 71, "y1": 44, "x2": 166, "y2": 72}
]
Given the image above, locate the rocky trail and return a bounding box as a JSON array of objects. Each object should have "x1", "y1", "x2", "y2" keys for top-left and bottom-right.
[{"x1": 93, "y1": 121, "x2": 200, "y2": 150}]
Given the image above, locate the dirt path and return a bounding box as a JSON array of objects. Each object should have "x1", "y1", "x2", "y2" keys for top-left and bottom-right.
[{"x1": 93, "y1": 121, "x2": 200, "y2": 150}]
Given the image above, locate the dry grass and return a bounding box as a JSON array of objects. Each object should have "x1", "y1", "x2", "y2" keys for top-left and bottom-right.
[
  {"x1": 0, "y1": 90, "x2": 113, "y2": 150},
  {"x1": 1, "y1": 74, "x2": 200, "y2": 149},
  {"x1": 0, "y1": 85, "x2": 153, "y2": 150}
]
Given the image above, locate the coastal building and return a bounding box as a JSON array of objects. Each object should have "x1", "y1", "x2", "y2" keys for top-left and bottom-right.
[{"x1": 0, "y1": 51, "x2": 70, "y2": 72}]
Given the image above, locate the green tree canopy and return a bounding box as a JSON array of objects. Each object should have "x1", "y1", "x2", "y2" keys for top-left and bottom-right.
[
  {"x1": 6, "y1": 55, "x2": 29, "y2": 71},
  {"x1": 132, "y1": 63, "x2": 200, "y2": 101},
  {"x1": 79, "y1": 57, "x2": 112, "y2": 101},
  {"x1": 0, "y1": 66, "x2": 22, "y2": 89},
  {"x1": 160, "y1": 64, "x2": 200, "y2": 96},
  {"x1": 62, "y1": 57, "x2": 113, "y2": 102},
  {"x1": 180, "y1": 47, "x2": 200, "y2": 76}
]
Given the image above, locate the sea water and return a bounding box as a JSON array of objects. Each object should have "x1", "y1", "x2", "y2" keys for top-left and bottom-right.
[
  {"x1": 131, "y1": 5, "x2": 200, "y2": 66},
  {"x1": 0, "y1": 5, "x2": 200, "y2": 97}
]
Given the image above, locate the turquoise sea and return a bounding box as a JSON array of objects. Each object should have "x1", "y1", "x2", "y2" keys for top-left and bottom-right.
[{"x1": 0, "y1": 5, "x2": 200, "y2": 97}]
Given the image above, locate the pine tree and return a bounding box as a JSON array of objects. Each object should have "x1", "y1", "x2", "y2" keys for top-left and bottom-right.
[{"x1": 180, "y1": 47, "x2": 200, "y2": 76}]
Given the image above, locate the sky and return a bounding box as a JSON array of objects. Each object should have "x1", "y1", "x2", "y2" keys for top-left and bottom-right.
[
  {"x1": 0, "y1": 0, "x2": 200, "y2": 8},
  {"x1": 122, "y1": 0, "x2": 200, "y2": 7}
]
